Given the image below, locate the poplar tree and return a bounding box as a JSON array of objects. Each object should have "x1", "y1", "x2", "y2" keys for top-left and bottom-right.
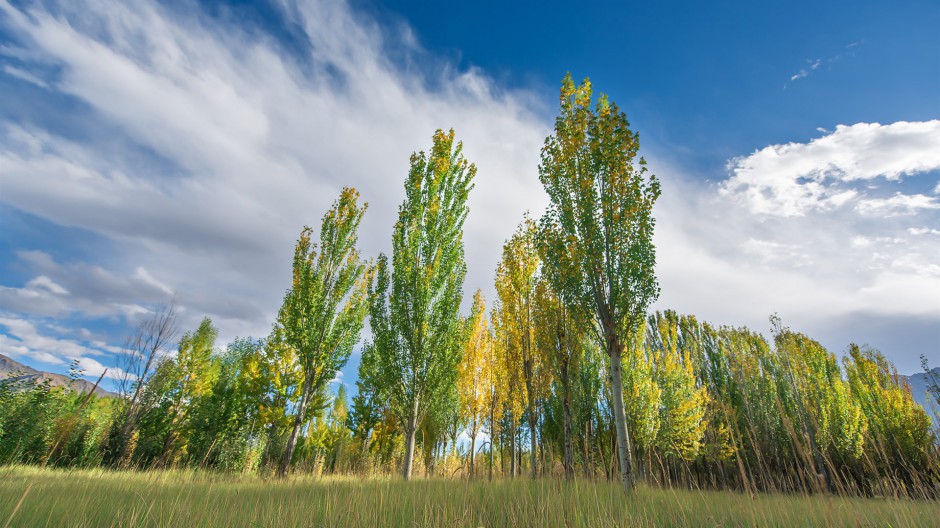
[
  {"x1": 533, "y1": 276, "x2": 583, "y2": 480},
  {"x1": 495, "y1": 217, "x2": 544, "y2": 478},
  {"x1": 369, "y1": 129, "x2": 475, "y2": 480},
  {"x1": 457, "y1": 290, "x2": 492, "y2": 478},
  {"x1": 537, "y1": 74, "x2": 661, "y2": 491},
  {"x1": 274, "y1": 187, "x2": 373, "y2": 477}
]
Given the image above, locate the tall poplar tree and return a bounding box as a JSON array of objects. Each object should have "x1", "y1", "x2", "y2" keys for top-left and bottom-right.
[
  {"x1": 494, "y1": 217, "x2": 543, "y2": 478},
  {"x1": 369, "y1": 129, "x2": 475, "y2": 480},
  {"x1": 274, "y1": 187, "x2": 373, "y2": 477},
  {"x1": 457, "y1": 290, "x2": 492, "y2": 478},
  {"x1": 537, "y1": 74, "x2": 661, "y2": 491}
]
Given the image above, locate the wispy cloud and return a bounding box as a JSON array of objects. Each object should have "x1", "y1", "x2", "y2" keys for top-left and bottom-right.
[
  {"x1": 785, "y1": 40, "x2": 864, "y2": 88},
  {"x1": 0, "y1": 0, "x2": 549, "y2": 348},
  {"x1": 789, "y1": 58, "x2": 822, "y2": 82},
  {"x1": 1, "y1": 64, "x2": 47, "y2": 87}
]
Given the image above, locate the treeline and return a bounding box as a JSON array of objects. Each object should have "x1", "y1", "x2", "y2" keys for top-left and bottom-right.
[{"x1": 1, "y1": 75, "x2": 937, "y2": 498}]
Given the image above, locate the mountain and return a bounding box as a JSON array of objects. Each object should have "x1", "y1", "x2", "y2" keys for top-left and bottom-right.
[
  {"x1": 0, "y1": 353, "x2": 117, "y2": 398},
  {"x1": 903, "y1": 367, "x2": 940, "y2": 426}
]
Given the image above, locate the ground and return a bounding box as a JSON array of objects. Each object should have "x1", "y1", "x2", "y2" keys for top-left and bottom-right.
[{"x1": 1, "y1": 466, "x2": 936, "y2": 527}]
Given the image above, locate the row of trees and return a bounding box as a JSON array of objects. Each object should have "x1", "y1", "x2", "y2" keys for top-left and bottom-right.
[{"x1": 1, "y1": 75, "x2": 937, "y2": 497}]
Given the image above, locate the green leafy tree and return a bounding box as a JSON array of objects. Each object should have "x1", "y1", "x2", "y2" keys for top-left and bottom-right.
[
  {"x1": 369, "y1": 129, "x2": 475, "y2": 479},
  {"x1": 647, "y1": 312, "x2": 709, "y2": 462},
  {"x1": 155, "y1": 317, "x2": 219, "y2": 466},
  {"x1": 537, "y1": 74, "x2": 661, "y2": 491},
  {"x1": 533, "y1": 276, "x2": 583, "y2": 479},
  {"x1": 349, "y1": 342, "x2": 386, "y2": 469},
  {"x1": 187, "y1": 337, "x2": 266, "y2": 471},
  {"x1": 274, "y1": 187, "x2": 373, "y2": 477},
  {"x1": 494, "y1": 217, "x2": 546, "y2": 478},
  {"x1": 844, "y1": 345, "x2": 934, "y2": 483}
]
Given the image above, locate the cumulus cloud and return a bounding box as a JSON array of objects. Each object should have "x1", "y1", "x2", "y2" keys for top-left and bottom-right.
[
  {"x1": 653, "y1": 121, "x2": 940, "y2": 371},
  {"x1": 721, "y1": 121, "x2": 940, "y2": 216}
]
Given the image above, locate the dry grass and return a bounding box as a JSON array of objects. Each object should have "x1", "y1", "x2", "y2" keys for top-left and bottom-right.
[{"x1": 1, "y1": 465, "x2": 937, "y2": 527}]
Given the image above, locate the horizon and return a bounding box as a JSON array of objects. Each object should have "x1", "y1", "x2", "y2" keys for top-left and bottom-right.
[{"x1": 1, "y1": 0, "x2": 938, "y2": 391}]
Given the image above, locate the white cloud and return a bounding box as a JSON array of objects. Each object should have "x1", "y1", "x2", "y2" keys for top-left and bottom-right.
[
  {"x1": 654, "y1": 125, "x2": 940, "y2": 371},
  {"x1": 785, "y1": 41, "x2": 864, "y2": 87},
  {"x1": 741, "y1": 238, "x2": 811, "y2": 268},
  {"x1": 789, "y1": 58, "x2": 821, "y2": 82},
  {"x1": 0, "y1": 251, "x2": 178, "y2": 320},
  {"x1": 25, "y1": 275, "x2": 68, "y2": 295},
  {"x1": 0, "y1": 316, "x2": 124, "y2": 379},
  {"x1": 1, "y1": 64, "x2": 47, "y2": 87},
  {"x1": 857, "y1": 193, "x2": 940, "y2": 216},
  {"x1": 0, "y1": 0, "x2": 548, "y2": 344},
  {"x1": 908, "y1": 227, "x2": 940, "y2": 236},
  {"x1": 721, "y1": 121, "x2": 940, "y2": 216}
]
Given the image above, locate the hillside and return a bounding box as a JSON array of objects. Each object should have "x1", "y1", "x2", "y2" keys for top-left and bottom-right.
[
  {"x1": 903, "y1": 367, "x2": 940, "y2": 424},
  {"x1": 0, "y1": 353, "x2": 116, "y2": 398}
]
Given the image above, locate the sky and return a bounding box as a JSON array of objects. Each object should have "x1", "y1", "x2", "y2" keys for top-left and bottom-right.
[{"x1": 0, "y1": 0, "x2": 938, "y2": 392}]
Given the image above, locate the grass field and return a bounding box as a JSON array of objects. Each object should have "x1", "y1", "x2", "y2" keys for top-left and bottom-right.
[{"x1": 1, "y1": 466, "x2": 937, "y2": 527}]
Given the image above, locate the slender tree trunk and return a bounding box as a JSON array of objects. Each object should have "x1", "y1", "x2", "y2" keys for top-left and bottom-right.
[
  {"x1": 488, "y1": 403, "x2": 495, "y2": 481},
  {"x1": 402, "y1": 400, "x2": 419, "y2": 480},
  {"x1": 509, "y1": 419, "x2": 517, "y2": 478},
  {"x1": 360, "y1": 429, "x2": 372, "y2": 471},
  {"x1": 469, "y1": 421, "x2": 477, "y2": 479},
  {"x1": 608, "y1": 339, "x2": 636, "y2": 491},
  {"x1": 538, "y1": 431, "x2": 545, "y2": 478},
  {"x1": 562, "y1": 371, "x2": 574, "y2": 481},
  {"x1": 524, "y1": 358, "x2": 538, "y2": 479},
  {"x1": 278, "y1": 375, "x2": 314, "y2": 478},
  {"x1": 488, "y1": 439, "x2": 494, "y2": 481},
  {"x1": 584, "y1": 419, "x2": 592, "y2": 478},
  {"x1": 517, "y1": 427, "x2": 524, "y2": 476},
  {"x1": 528, "y1": 414, "x2": 538, "y2": 479}
]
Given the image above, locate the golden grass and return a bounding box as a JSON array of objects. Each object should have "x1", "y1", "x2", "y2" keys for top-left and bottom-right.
[{"x1": 1, "y1": 466, "x2": 936, "y2": 527}]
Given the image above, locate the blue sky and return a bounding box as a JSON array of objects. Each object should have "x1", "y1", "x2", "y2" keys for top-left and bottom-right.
[{"x1": 0, "y1": 0, "x2": 938, "y2": 391}]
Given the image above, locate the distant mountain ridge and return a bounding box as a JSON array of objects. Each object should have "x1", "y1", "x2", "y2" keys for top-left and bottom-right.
[
  {"x1": 903, "y1": 367, "x2": 940, "y2": 426},
  {"x1": 0, "y1": 353, "x2": 117, "y2": 398}
]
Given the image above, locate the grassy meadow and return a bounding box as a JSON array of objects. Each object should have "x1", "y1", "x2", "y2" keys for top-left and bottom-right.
[{"x1": 1, "y1": 466, "x2": 937, "y2": 527}]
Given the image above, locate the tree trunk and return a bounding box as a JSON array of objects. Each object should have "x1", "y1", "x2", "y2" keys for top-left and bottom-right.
[
  {"x1": 469, "y1": 422, "x2": 477, "y2": 479},
  {"x1": 488, "y1": 404, "x2": 495, "y2": 481},
  {"x1": 402, "y1": 424, "x2": 417, "y2": 480},
  {"x1": 608, "y1": 340, "x2": 636, "y2": 491},
  {"x1": 278, "y1": 375, "x2": 314, "y2": 478},
  {"x1": 402, "y1": 399, "x2": 419, "y2": 480},
  {"x1": 562, "y1": 371, "x2": 574, "y2": 481},
  {"x1": 488, "y1": 438, "x2": 494, "y2": 481},
  {"x1": 517, "y1": 427, "x2": 524, "y2": 476},
  {"x1": 509, "y1": 419, "x2": 517, "y2": 478},
  {"x1": 523, "y1": 352, "x2": 539, "y2": 480},
  {"x1": 584, "y1": 418, "x2": 592, "y2": 478},
  {"x1": 528, "y1": 414, "x2": 538, "y2": 479},
  {"x1": 360, "y1": 430, "x2": 372, "y2": 471}
]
